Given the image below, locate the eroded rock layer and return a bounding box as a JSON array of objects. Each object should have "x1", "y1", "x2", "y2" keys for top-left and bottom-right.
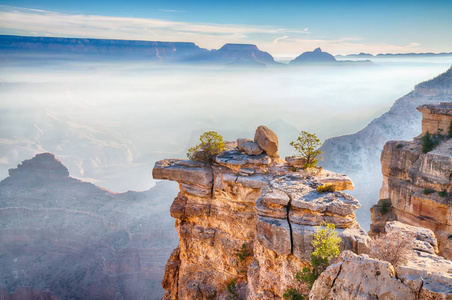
[
  {"x1": 312, "y1": 221, "x2": 452, "y2": 299},
  {"x1": 370, "y1": 102, "x2": 452, "y2": 260},
  {"x1": 154, "y1": 141, "x2": 369, "y2": 299}
]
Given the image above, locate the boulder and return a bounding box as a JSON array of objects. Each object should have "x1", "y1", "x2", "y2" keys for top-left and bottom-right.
[
  {"x1": 385, "y1": 221, "x2": 439, "y2": 254},
  {"x1": 310, "y1": 251, "x2": 416, "y2": 299},
  {"x1": 237, "y1": 138, "x2": 263, "y2": 155},
  {"x1": 254, "y1": 126, "x2": 279, "y2": 156}
]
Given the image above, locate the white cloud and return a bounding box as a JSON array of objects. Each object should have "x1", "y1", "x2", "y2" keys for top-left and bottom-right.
[
  {"x1": 0, "y1": 5, "x2": 282, "y2": 50},
  {"x1": 273, "y1": 36, "x2": 288, "y2": 43},
  {"x1": 0, "y1": 5, "x2": 428, "y2": 58}
]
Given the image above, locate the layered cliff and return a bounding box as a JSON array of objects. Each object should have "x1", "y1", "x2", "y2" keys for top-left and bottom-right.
[
  {"x1": 370, "y1": 102, "x2": 452, "y2": 260},
  {"x1": 320, "y1": 65, "x2": 452, "y2": 228},
  {"x1": 154, "y1": 126, "x2": 370, "y2": 299},
  {"x1": 0, "y1": 153, "x2": 178, "y2": 299}
]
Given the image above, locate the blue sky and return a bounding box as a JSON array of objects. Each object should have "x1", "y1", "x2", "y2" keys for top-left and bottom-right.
[{"x1": 0, "y1": 0, "x2": 451, "y2": 58}]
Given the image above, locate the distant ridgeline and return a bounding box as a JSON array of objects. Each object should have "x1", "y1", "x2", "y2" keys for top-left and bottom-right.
[
  {"x1": 1, "y1": 34, "x2": 372, "y2": 67},
  {"x1": 0, "y1": 35, "x2": 278, "y2": 66}
]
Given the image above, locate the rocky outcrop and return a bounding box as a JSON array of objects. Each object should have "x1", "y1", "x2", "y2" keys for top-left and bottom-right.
[
  {"x1": 312, "y1": 221, "x2": 452, "y2": 299},
  {"x1": 320, "y1": 65, "x2": 452, "y2": 229},
  {"x1": 0, "y1": 153, "x2": 179, "y2": 299},
  {"x1": 418, "y1": 102, "x2": 452, "y2": 134},
  {"x1": 237, "y1": 139, "x2": 263, "y2": 156},
  {"x1": 154, "y1": 129, "x2": 370, "y2": 299},
  {"x1": 370, "y1": 102, "x2": 452, "y2": 260}
]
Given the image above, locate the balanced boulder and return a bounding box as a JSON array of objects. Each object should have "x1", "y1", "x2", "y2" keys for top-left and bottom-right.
[{"x1": 254, "y1": 126, "x2": 278, "y2": 156}]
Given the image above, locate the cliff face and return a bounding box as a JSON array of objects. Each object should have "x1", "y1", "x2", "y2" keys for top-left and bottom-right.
[
  {"x1": 153, "y1": 128, "x2": 369, "y2": 299},
  {"x1": 319, "y1": 65, "x2": 452, "y2": 229},
  {"x1": 370, "y1": 102, "x2": 452, "y2": 260},
  {"x1": 0, "y1": 153, "x2": 178, "y2": 299}
]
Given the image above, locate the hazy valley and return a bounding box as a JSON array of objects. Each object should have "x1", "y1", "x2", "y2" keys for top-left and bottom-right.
[{"x1": 1, "y1": 35, "x2": 452, "y2": 299}]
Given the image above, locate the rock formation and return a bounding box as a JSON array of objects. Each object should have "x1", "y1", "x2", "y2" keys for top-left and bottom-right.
[
  {"x1": 0, "y1": 35, "x2": 278, "y2": 66},
  {"x1": 0, "y1": 153, "x2": 179, "y2": 299},
  {"x1": 311, "y1": 221, "x2": 452, "y2": 299},
  {"x1": 154, "y1": 127, "x2": 370, "y2": 299},
  {"x1": 210, "y1": 44, "x2": 277, "y2": 66},
  {"x1": 370, "y1": 102, "x2": 452, "y2": 260},
  {"x1": 320, "y1": 65, "x2": 452, "y2": 229}
]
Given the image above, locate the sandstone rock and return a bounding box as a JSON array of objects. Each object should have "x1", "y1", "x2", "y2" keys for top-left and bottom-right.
[
  {"x1": 153, "y1": 159, "x2": 213, "y2": 187},
  {"x1": 254, "y1": 125, "x2": 279, "y2": 156},
  {"x1": 154, "y1": 137, "x2": 368, "y2": 299},
  {"x1": 397, "y1": 251, "x2": 452, "y2": 299},
  {"x1": 371, "y1": 106, "x2": 452, "y2": 260},
  {"x1": 237, "y1": 138, "x2": 264, "y2": 155},
  {"x1": 285, "y1": 156, "x2": 306, "y2": 167},
  {"x1": 257, "y1": 215, "x2": 292, "y2": 256},
  {"x1": 385, "y1": 221, "x2": 439, "y2": 254},
  {"x1": 215, "y1": 150, "x2": 271, "y2": 166},
  {"x1": 311, "y1": 251, "x2": 417, "y2": 299},
  {"x1": 417, "y1": 102, "x2": 452, "y2": 134},
  {"x1": 256, "y1": 187, "x2": 291, "y2": 219},
  {"x1": 162, "y1": 246, "x2": 181, "y2": 299},
  {"x1": 314, "y1": 169, "x2": 355, "y2": 191}
]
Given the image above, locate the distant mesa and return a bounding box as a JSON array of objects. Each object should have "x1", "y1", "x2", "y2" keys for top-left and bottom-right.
[
  {"x1": 0, "y1": 35, "x2": 279, "y2": 67},
  {"x1": 290, "y1": 47, "x2": 374, "y2": 66},
  {"x1": 211, "y1": 43, "x2": 277, "y2": 65},
  {"x1": 289, "y1": 47, "x2": 337, "y2": 65}
]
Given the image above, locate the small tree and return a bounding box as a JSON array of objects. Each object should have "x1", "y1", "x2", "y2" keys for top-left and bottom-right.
[
  {"x1": 290, "y1": 131, "x2": 322, "y2": 168},
  {"x1": 187, "y1": 131, "x2": 225, "y2": 163},
  {"x1": 284, "y1": 222, "x2": 341, "y2": 299}
]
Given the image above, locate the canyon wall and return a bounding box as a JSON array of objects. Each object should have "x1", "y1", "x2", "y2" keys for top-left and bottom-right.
[
  {"x1": 154, "y1": 127, "x2": 369, "y2": 299},
  {"x1": 320, "y1": 65, "x2": 452, "y2": 229},
  {"x1": 370, "y1": 102, "x2": 452, "y2": 259},
  {"x1": 0, "y1": 153, "x2": 179, "y2": 299}
]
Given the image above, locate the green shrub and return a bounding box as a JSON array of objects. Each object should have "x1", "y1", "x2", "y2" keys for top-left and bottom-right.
[
  {"x1": 396, "y1": 144, "x2": 403, "y2": 149},
  {"x1": 187, "y1": 131, "x2": 225, "y2": 163},
  {"x1": 423, "y1": 188, "x2": 435, "y2": 195},
  {"x1": 438, "y1": 190, "x2": 448, "y2": 197},
  {"x1": 316, "y1": 184, "x2": 336, "y2": 193},
  {"x1": 236, "y1": 243, "x2": 250, "y2": 262},
  {"x1": 290, "y1": 131, "x2": 322, "y2": 169},
  {"x1": 283, "y1": 288, "x2": 306, "y2": 300},
  {"x1": 285, "y1": 222, "x2": 341, "y2": 297},
  {"x1": 380, "y1": 200, "x2": 391, "y2": 215},
  {"x1": 226, "y1": 279, "x2": 239, "y2": 299},
  {"x1": 421, "y1": 132, "x2": 439, "y2": 153}
]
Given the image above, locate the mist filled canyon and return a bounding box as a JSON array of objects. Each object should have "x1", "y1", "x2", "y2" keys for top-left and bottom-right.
[{"x1": 1, "y1": 47, "x2": 452, "y2": 299}]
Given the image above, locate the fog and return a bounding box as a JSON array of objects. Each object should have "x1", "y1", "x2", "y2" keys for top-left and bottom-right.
[{"x1": 1, "y1": 54, "x2": 451, "y2": 192}]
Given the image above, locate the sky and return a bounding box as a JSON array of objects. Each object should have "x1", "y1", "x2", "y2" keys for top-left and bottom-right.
[{"x1": 0, "y1": 0, "x2": 451, "y2": 58}]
